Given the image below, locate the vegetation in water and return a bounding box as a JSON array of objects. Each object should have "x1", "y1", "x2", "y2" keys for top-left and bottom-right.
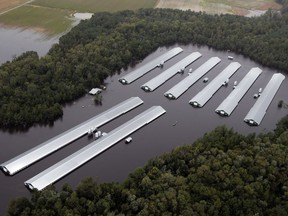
[
  {"x1": 0, "y1": 8, "x2": 288, "y2": 128},
  {"x1": 6, "y1": 118, "x2": 288, "y2": 215},
  {"x1": 94, "y1": 94, "x2": 102, "y2": 105}
]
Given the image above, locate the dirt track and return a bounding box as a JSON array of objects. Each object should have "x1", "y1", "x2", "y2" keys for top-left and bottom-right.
[
  {"x1": 0, "y1": 0, "x2": 33, "y2": 15},
  {"x1": 0, "y1": 0, "x2": 27, "y2": 12}
]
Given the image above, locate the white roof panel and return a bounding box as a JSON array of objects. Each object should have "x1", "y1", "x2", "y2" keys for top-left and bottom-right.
[
  {"x1": 244, "y1": 73, "x2": 285, "y2": 126},
  {"x1": 0, "y1": 97, "x2": 143, "y2": 175},
  {"x1": 24, "y1": 106, "x2": 166, "y2": 191},
  {"x1": 141, "y1": 52, "x2": 201, "y2": 92},
  {"x1": 164, "y1": 57, "x2": 221, "y2": 99},
  {"x1": 189, "y1": 62, "x2": 241, "y2": 107},
  {"x1": 215, "y1": 67, "x2": 262, "y2": 116},
  {"x1": 119, "y1": 47, "x2": 183, "y2": 84}
]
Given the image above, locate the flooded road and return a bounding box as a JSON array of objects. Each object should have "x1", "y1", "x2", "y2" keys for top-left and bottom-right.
[{"x1": 0, "y1": 43, "x2": 287, "y2": 213}]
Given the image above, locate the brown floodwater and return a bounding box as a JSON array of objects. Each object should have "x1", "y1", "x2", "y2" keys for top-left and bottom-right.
[{"x1": 0, "y1": 43, "x2": 287, "y2": 214}]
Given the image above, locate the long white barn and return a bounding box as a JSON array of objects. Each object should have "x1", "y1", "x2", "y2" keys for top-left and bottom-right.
[
  {"x1": 119, "y1": 47, "x2": 183, "y2": 84},
  {"x1": 189, "y1": 62, "x2": 241, "y2": 107},
  {"x1": 0, "y1": 97, "x2": 143, "y2": 175},
  {"x1": 141, "y1": 52, "x2": 202, "y2": 92},
  {"x1": 215, "y1": 67, "x2": 262, "y2": 116},
  {"x1": 244, "y1": 73, "x2": 285, "y2": 126},
  {"x1": 164, "y1": 57, "x2": 221, "y2": 99},
  {"x1": 24, "y1": 106, "x2": 166, "y2": 191}
]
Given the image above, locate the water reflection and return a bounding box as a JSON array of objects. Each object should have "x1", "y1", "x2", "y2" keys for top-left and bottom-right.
[{"x1": 0, "y1": 26, "x2": 58, "y2": 64}]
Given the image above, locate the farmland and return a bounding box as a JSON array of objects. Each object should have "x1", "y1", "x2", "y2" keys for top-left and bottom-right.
[
  {"x1": 0, "y1": 0, "x2": 157, "y2": 35},
  {"x1": 156, "y1": 0, "x2": 281, "y2": 15},
  {"x1": 0, "y1": 0, "x2": 282, "y2": 35}
]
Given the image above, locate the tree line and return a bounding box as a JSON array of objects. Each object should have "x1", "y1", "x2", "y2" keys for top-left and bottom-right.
[
  {"x1": 7, "y1": 116, "x2": 288, "y2": 215},
  {"x1": 0, "y1": 8, "x2": 288, "y2": 127}
]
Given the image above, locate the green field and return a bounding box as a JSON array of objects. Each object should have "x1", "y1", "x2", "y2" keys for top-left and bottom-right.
[
  {"x1": 0, "y1": 0, "x2": 157, "y2": 36},
  {"x1": 32, "y1": 0, "x2": 157, "y2": 12},
  {"x1": 0, "y1": 5, "x2": 72, "y2": 35}
]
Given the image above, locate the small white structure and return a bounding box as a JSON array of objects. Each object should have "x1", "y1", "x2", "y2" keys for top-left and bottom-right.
[
  {"x1": 94, "y1": 131, "x2": 102, "y2": 139},
  {"x1": 89, "y1": 88, "x2": 102, "y2": 95},
  {"x1": 254, "y1": 93, "x2": 259, "y2": 98},
  {"x1": 228, "y1": 56, "x2": 234, "y2": 60},
  {"x1": 259, "y1": 88, "x2": 262, "y2": 94},
  {"x1": 203, "y1": 77, "x2": 209, "y2": 83},
  {"x1": 125, "y1": 137, "x2": 132, "y2": 143}
]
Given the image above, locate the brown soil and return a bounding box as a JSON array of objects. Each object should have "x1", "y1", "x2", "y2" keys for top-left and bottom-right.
[
  {"x1": 0, "y1": 0, "x2": 27, "y2": 12},
  {"x1": 256, "y1": 2, "x2": 282, "y2": 10}
]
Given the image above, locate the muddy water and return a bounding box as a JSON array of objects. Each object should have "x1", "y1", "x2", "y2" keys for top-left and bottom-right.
[{"x1": 0, "y1": 43, "x2": 287, "y2": 213}]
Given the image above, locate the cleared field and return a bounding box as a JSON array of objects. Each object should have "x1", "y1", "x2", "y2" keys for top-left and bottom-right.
[
  {"x1": 31, "y1": 0, "x2": 157, "y2": 12},
  {"x1": 156, "y1": 0, "x2": 282, "y2": 15},
  {"x1": 0, "y1": 5, "x2": 72, "y2": 35},
  {"x1": 0, "y1": 0, "x2": 29, "y2": 13}
]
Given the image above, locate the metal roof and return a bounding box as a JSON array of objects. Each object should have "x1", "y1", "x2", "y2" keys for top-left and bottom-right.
[
  {"x1": 24, "y1": 106, "x2": 166, "y2": 191},
  {"x1": 141, "y1": 52, "x2": 202, "y2": 92},
  {"x1": 244, "y1": 73, "x2": 285, "y2": 126},
  {"x1": 215, "y1": 67, "x2": 262, "y2": 116},
  {"x1": 164, "y1": 57, "x2": 221, "y2": 99},
  {"x1": 89, "y1": 88, "x2": 102, "y2": 95},
  {"x1": 118, "y1": 47, "x2": 183, "y2": 84},
  {"x1": 189, "y1": 62, "x2": 241, "y2": 107},
  {"x1": 0, "y1": 97, "x2": 143, "y2": 175}
]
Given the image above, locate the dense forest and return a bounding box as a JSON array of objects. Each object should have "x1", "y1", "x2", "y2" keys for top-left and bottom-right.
[
  {"x1": 6, "y1": 116, "x2": 288, "y2": 215},
  {"x1": 0, "y1": 6, "x2": 288, "y2": 127}
]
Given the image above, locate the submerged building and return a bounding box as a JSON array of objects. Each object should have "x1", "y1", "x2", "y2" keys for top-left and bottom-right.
[
  {"x1": 0, "y1": 97, "x2": 143, "y2": 175},
  {"x1": 189, "y1": 62, "x2": 241, "y2": 107},
  {"x1": 141, "y1": 52, "x2": 201, "y2": 92},
  {"x1": 24, "y1": 106, "x2": 166, "y2": 191},
  {"x1": 164, "y1": 57, "x2": 221, "y2": 99},
  {"x1": 215, "y1": 67, "x2": 262, "y2": 116},
  {"x1": 119, "y1": 47, "x2": 183, "y2": 84},
  {"x1": 244, "y1": 73, "x2": 285, "y2": 126}
]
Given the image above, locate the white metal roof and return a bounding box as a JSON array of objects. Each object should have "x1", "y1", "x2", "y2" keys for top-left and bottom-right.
[
  {"x1": 118, "y1": 47, "x2": 183, "y2": 84},
  {"x1": 89, "y1": 88, "x2": 102, "y2": 95},
  {"x1": 141, "y1": 52, "x2": 202, "y2": 92},
  {"x1": 24, "y1": 106, "x2": 166, "y2": 191},
  {"x1": 244, "y1": 73, "x2": 285, "y2": 126},
  {"x1": 189, "y1": 62, "x2": 241, "y2": 107},
  {"x1": 0, "y1": 97, "x2": 143, "y2": 175},
  {"x1": 215, "y1": 67, "x2": 262, "y2": 116},
  {"x1": 164, "y1": 57, "x2": 221, "y2": 99}
]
